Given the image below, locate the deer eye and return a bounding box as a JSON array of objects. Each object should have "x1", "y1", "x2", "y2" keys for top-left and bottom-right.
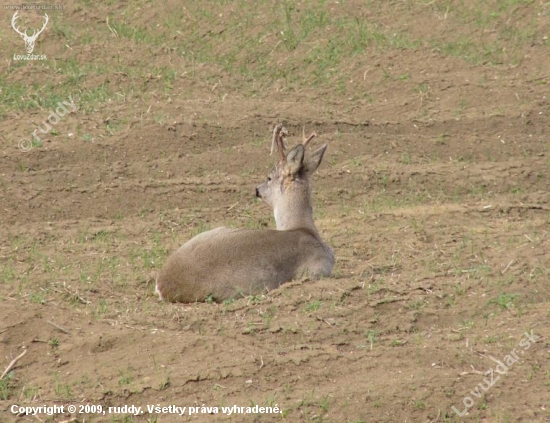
[{"x1": 267, "y1": 176, "x2": 272, "y2": 182}]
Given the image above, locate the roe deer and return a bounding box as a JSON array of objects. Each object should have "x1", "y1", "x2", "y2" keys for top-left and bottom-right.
[{"x1": 155, "y1": 124, "x2": 334, "y2": 302}]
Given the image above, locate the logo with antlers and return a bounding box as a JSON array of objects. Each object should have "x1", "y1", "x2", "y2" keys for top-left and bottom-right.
[{"x1": 11, "y1": 11, "x2": 49, "y2": 54}]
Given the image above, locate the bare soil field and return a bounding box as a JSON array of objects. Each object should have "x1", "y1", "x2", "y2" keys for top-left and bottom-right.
[{"x1": 1, "y1": 1, "x2": 549, "y2": 422}]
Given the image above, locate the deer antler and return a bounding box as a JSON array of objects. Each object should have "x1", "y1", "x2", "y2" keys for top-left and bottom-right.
[
  {"x1": 270, "y1": 124, "x2": 288, "y2": 163},
  {"x1": 32, "y1": 13, "x2": 49, "y2": 39},
  {"x1": 11, "y1": 12, "x2": 49, "y2": 40},
  {"x1": 270, "y1": 124, "x2": 316, "y2": 162},
  {"x1": 302, "y1": 126, "x2": 317, "y2": 147},
  {"x1": 11, "y1": 11, "x2": 26, "y2": 37}
]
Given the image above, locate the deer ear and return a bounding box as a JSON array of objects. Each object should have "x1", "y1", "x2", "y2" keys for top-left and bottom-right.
[
  {"x1": 303, "y1": 144, "x2": 328, "y2": 174},
  {"x1": 284, "y1": 145, "x2": 305, "y2": 175}
]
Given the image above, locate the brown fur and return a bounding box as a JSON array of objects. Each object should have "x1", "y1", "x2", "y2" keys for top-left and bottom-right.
[
  {"x1": 156, "y1": 228, "x2": 332, "y2": 302},
  {"x1": 155, "y1": 127, "x2": 334, "y2": 303}
]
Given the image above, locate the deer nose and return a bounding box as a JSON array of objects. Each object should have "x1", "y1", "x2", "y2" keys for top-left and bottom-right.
[{"x1": 255, "y1": 187, "x2": 261, "y2": 198}]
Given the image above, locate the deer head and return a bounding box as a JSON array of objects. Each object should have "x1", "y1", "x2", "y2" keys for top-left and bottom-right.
[
  {"x1": 256, "y1": 124, "x2": 327, "y2": 231},
  {"x1": 12, "y1": 11, "x2": 49, "y2": 54}
]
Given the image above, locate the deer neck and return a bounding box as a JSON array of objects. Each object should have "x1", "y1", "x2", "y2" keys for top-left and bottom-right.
[{"x1": 273, "y1": 189, "x2": 318, "y2": 234}]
